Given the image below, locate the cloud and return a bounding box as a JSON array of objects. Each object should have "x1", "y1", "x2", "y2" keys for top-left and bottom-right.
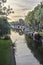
[
  {"x1": 6, "y1": 0, "x2": 43, "y2": 10},
  {"x1": 6, "y1": 0, "x2": 42, "y2": 21}
]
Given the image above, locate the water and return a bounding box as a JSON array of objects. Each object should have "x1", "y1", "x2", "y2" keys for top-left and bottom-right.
[{"x1": 10, "y1": 30, "x2": 41, "y2": 65}]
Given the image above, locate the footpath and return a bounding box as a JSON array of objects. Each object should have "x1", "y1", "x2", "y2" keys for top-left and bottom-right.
[{"x1": 10, "y1": 31, "x2": 40, "y2": 65}]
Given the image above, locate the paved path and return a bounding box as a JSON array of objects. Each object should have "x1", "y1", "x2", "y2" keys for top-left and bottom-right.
[{"x1": 10, "y1": 31, "x2": 40, "y2": 65}]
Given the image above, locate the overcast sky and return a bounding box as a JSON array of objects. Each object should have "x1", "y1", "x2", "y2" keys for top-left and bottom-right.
[
  {"x1": 5, "y1": 0, "x2": 43, "y2": 21},
  {"x1": 6, "y1": 0, "x2": 42, "y2": 10}
]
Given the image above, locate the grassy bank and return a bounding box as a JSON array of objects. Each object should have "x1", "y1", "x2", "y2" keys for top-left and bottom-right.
[
  {"x1": 25, "y1": 34, "x2": 43, "y2": 64},
  {"x1": 25, "y1": 35, "x2": 33, "y2": 48},
  {"x1": 0, "y1": 39, "x2": 10, "y2": 65}
]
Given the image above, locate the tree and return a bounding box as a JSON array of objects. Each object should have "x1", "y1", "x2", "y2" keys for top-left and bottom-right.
[
  {"x1": 25, "y1": 2, "x2": 43, "y2": 31},
  {"x1": 0, "y1": 17, "x2": 10, "y2": 37},
  {"x1": 19, "y1": 19, "x2": 25, "y2": 25},
  {"x1": 0, "y1": 1, "x2": 14, "y2": 16},
  {"x1": 0, "y1": 1, "x2": 14, "y2": 37}
]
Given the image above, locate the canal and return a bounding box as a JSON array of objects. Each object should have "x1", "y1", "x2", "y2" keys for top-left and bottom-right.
[{"x1": 10, "y1": 31, "x2": 41, "y2": 65}]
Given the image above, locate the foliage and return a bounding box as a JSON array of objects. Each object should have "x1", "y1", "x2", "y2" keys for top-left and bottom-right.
[
  {"x1": 0, "y1": 1, "x2": 14, "y2": 16},
  {"x1": 39, "y1": 31, "x2": 43, "y2": 36},
  {"x1": 19, "y1": 19, "x2": 25, "y2": 25},
  {"x1": 0, "y1": 17, "x2": 10, "y2": 37},
  {"x1": 0, "y1": 1, "x2": 14, "y2": 37},
  {"x1": 25, "y1": 2, "x2": 43, "y2": 31},
  {"x1": 25, "y1": 34, "x2": 43, "y2": 65}
]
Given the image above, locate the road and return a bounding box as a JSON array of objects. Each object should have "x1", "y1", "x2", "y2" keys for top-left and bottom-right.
[{"x1": 10, "y1": 30, "x2": 41, "y2": 65}]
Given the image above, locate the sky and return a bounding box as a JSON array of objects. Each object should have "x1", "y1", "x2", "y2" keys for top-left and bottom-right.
[{"x1": 5, "y1": 0, "x2": 43, "y2": 21}]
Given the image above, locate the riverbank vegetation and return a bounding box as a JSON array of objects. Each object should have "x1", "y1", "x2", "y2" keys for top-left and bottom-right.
[
  {"x1": 25, "y1": 2, "x2": 43, "y2": 64},
  {"x1": 0, "y1": 39, "x2": 10, "y2": 65},
  {"x1": 25, "y1": 1, "x2": 43, "y2": 51},
  {"x1": 25, "y1": 34, "x2": 43, "y2": 65},
  {"x1": 25, "y1": 2, "x2": 43, "y2": 32}
]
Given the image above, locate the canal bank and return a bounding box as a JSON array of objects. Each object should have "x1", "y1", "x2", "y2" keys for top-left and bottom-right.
[
  {"x1": 25, "y1": 34, "x2": 43, "y2": 65},
  {"x1": 10, "y1": 31, "x2": 40, "y2": 65}
]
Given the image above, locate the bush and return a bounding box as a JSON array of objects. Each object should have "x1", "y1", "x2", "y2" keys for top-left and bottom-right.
[
  {"x1": 0, "y1": 17, "x2": 10, "y2": 37},
  {"x1": 4, "y1": 36, "x2": 10, "y2": 40}
]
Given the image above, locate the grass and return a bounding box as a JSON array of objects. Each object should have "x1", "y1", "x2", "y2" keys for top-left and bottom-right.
[{"x1": 0, "y1": 39, "x2": 10, "y2": 65}]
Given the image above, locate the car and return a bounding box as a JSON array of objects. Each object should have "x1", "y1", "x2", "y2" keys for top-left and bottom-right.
[{"x1": 23, "y1": 28, "x2": 33, "y2": 35}]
